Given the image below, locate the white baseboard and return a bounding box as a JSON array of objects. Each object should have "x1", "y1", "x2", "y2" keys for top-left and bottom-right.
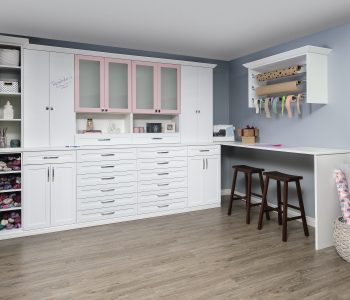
[{"x1": 221, "y1": 189, "x2": 315, "y2": 227}]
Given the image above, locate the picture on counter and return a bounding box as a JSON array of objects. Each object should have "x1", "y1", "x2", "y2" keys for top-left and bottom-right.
[
  {"x1": 164, "y1": 122, "x2": 175, "y2": 133},
  {"x1": 146, "y1": 123, "x2": 162, "y2": 133}
]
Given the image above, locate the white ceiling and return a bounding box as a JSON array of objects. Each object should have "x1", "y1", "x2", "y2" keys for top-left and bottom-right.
[{"x1": 2, "y1": 0, "x2": 350, "y2": 60}]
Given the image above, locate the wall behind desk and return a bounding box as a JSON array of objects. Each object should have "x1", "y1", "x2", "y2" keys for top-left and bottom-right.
[{"x1": 229, "y1": 22, "x2": 350, "y2": 149}]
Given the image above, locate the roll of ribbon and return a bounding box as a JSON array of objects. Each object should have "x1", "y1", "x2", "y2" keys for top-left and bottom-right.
[
  {"x1": 285, "y1": 95, "x2": 294, "y2": 118},
  {"x1": 255, "y1": 80, "x2": 300, "y2": 96},
  {"x1": 264, "y1": 97, "x2": 271, "y2": 118},
  {"x1": 281, "y1": 96, "x2": 286, "y2": 116},
  {"x1": 253, "y1": 99, "x2": 260, "y2": 114},
  {"x1": 256, "y1": 65, "x2": 300, "y2": 81},
  {"x1": 272, "y1": 97, "x2": 279, "y2": 114},
  {"x1": 296, "y1": 93, "x2": 303, "y2": 114}
]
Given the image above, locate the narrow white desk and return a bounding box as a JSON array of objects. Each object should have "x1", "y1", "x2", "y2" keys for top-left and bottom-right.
[{"x1": 219, "y1": 141, "x2": 350, "y2": 250}]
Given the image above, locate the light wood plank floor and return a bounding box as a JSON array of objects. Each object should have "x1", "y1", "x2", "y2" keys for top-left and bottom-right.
[{"x1": 0, "y1": 197, "x2": 349, "y2": 300}]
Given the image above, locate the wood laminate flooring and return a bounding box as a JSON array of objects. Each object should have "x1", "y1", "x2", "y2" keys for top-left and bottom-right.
[{"x1": 0, "y1": 197, "x2": 349, "y2": 300}]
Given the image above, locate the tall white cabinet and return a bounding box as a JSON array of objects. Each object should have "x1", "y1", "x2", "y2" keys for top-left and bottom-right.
[
  {"x1": 180, "y1": 66, "x2": 213, "y2": 143},
  {"x1": 24, "y1": 49, "x2": 75, "y2": 147}
]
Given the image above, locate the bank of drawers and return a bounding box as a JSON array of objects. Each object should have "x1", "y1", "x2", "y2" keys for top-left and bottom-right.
[
  {"x1": 77, "y1": 148, "x2": 137, "y2": 222},
  {"x1": 137, "y1": 146, "x2": 188, "y2": 214}
]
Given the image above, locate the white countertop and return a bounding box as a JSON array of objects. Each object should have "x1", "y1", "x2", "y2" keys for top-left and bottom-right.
[{"x1": 218, "y1": 141, "x2": 350, "y2": 156}]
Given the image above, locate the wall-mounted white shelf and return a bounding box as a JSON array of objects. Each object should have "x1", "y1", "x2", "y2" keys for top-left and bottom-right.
[
  {"x1": 0, "y1": 65, "x2": 21, "y2": 70},
  {"x1": 243, "y1": 45, "x2": 332, "y2": 108}
]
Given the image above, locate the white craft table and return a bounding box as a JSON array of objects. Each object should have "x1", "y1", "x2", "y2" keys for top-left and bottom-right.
[{"x1": 219, "y1": 141, "x2": 350, "y2": 250}]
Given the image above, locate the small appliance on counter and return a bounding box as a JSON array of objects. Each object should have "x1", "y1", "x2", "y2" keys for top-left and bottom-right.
[{"x1": 213, "y1": 125, "x2": 235, "y2": 142}]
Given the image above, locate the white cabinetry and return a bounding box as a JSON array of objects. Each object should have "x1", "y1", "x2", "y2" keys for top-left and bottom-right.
[
  {"x1": 24, "y1": 49, "x2": 75, "y2": 147},
  {"x1": 23, "y1": 151, "x2": 76, "y2": 230},
  {"x1": 180, "y1": 66, "x2": 213, "y2": 143},
  {"x1": 188, "y1": 145, "x2": 221, "y2": 207}
]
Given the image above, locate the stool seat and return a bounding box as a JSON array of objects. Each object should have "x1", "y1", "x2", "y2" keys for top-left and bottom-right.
[
  {"x1": 263, "y1": 171, "x2": 303, "y2": 182},
  {"x1": 233, "y1": 165, "x2": 265, "y2": 174}
]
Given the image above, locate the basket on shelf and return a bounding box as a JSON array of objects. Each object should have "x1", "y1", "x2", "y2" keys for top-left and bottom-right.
[
  {"x1": 0, "y1": 49, "x2": 20, "y2": 66},
  {"x1": 333, "y1": 217, "x2": 350, "y2": 262}
]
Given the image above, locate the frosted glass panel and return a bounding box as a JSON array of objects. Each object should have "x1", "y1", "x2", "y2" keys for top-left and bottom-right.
[
  {"x1": 160, "y1": 67, "x2": 177, "y2": 110},
  {"x1": 136, "y1": 65, "x2": 154, "y2": 110},
  {"x1": 108, "y1": 62, "x2": 128, "y2": 109},
  {"x1": 79, "y1": 60, "x2": 100, "y2": 108}
]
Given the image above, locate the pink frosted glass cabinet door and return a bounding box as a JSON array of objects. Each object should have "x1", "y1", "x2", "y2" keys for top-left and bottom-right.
[
  {"x1": 75, "y1": 55, "x2": 104, "y2": 112},
  {"x1": 105, "y1": 58, "x2": 132, "y2": 113},
  {"x1": 158, "y1": 64, "x2": 181, "y2": 114}
]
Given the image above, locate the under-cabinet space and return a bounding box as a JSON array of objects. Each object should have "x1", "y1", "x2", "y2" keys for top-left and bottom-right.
[{"x1": 133, "y1": 114, "x2": 179, "y2": 133}]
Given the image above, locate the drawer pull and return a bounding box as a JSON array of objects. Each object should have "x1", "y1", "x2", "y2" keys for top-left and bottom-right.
[
  {"x1": 101, "y1": 165, "x2": 115, "y2": 169},
  {"x1": 199, "y1": 150, "x2": 210, "y2": 152},
  {"x1": 43, "y1": 156, "x2": 59, "y2": 159},
  {"x1": 157, "y1": 151, "x2": 169, "y2": 154},
  {"x1": 158, "y1": 172, "x2": 169, "y2": 176},
  {"x1": 101, "y1": 211, "x2": 115, "y2": 216},
  {"x1": 101, "y1": 200, "x2": 115, "y2": 204},
  {"x1": 157, "y1": 193, "x2": 169, "y2": 197},
  {"x1": 152, "y1": 137, "x2": 163, "y2": 140},
  {"x1": 98, "y1": 138, "x2": 111, "y2": 142},
  {"x1": 157, "y1": 162, "x2": 169, "y2": 165},
  {"x1": 157, "y1": 183, "x2": 169, "y2": 187},
  {"x1": 101, "y1": 189, "x2": 115, "y2": 192},
  {"x1": 101, "y1": 177, "x2": 115, "y2": 180},
  {"x1": 157, "y1": 204, "x2": 169, "y2": 208},
  {"x1": 101, "y1": 153, "x2": 115, "y2": 157}
]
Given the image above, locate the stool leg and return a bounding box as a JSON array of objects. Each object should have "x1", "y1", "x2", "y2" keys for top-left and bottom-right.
[
  {"x1": 228, "y1": 169, "x2": 238, "y2": 216},
  {"x1": 246, "y1": 173, "x2": 252, "y2": 224},
  {"x1": 296, "y1": 180, "x2": 309, "y2": 237},
  {"x1": 258, "y1": 176, "x2": 269, "y2": 230},
  {"x1": 244, "y1": 173, "x2": 248, "y2": 209},
  {"x1": 277, "y1": 181, "x2": 282, "y2": 225},
  {"x1": 259, "y1": 172, "x2": 270, "y2": 220},
  {"x1": 282, "y1": 181, "x2": 288, "y2": 242}
]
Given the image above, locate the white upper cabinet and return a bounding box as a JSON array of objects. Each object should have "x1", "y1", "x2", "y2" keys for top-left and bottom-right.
[
  {"x1": 24, "y1": 49, "x2": 75, "y2": 147},
  {"x1": 180, "y1": 66, "x2": 213, "y2": 143}
]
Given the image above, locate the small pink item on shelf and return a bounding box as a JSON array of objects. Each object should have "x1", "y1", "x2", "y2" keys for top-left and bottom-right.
[{"x1": 334, "y1": 169, "x2": 350, "y2": 224}]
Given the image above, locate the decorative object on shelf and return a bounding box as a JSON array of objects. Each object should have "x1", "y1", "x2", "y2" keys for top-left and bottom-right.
[
  {"x1": 164, "y1": 122, "x2": 175, "y2": 133},
  {"x1": 255, "y1": 80, "x2": 300, "y2": 97},
  {"x1": 237, "y1": 125, "x2": 259, "y2": 144},
  {"x1": 0, "y1": 211, "x2": 21, "y2": 230},
  {"x1": 107, "y1": 122, "x2": 120, "y2": 134},
  {"x1": 256, "y1": 65, "x2": 301, "y2": 81},
  {"x1": 10, "y1": 139, "x2": 20, "y2": 148},
  {"x1": 133, "y1": 127, "x2": 145, "y2": 133},
  {"x1": 333, "y1": 217, "x2": 350, "y2": 262},
  {"x1": 0, "y1": 80, "x2": 19, "y2": 93},
  {"x1": 0, "y1": 48, "x2": 20, "y2": 66},
  {"x1": 3, "y1": 101, "x2": 14, "y2": 120},
  {"x1": 334, "y1": 169, "x2": 350, "y2": 224},
  {"x1": 0, "y1": 155, "x2": 21, "y2": 172},
  {"x1": 0, "y1": 128, "x2": 7, "y2": 148},
  {"x1": 146, "y1": 123, "x2": 162, "y2": 133},
  {"x1": 0, "y1": 192, "x2": 21, "y2": 209},
  {"x1": 86, "y1": 118, "x2": 94, "y2": 132}
]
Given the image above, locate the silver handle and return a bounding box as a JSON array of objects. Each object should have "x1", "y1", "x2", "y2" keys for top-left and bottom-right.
[
  {"x1": 203, "y1": 158, "x2": 205, "y2": 170},
  {"x1": 157, "y1": 162, "x2": 169, "y2": 165},
  {"x1": 52, "y1": 166, "x2": 55, "y2": 182},
  {"x1": 157, "y1": 194, "x2": 169, "y2": 197},
  {"x1": 101, "y1": 153, "x2": 115, "y2": 157},
  {"x1": 101, "y1": 211, "x2": 115, "y2": 216},
  {"x1": 101, "y1": 165, "x2": 114, "y2": 169},
  {"x1": 101, "y1": 177, "x2": 115, "y2": 180},
  {"x1": 101, "y1": 189, "x2": 115, "y2": 192},
  {"x1": 157, "y1": 151, "x2": 169, "y2": 154},
  {"x1": 98, "y1": 138, "x2": 111, "y2": 142},
  {"x1": 158, "y1": 172, "x2": 169, "y2": 176},
  {"x1": 152, "y1": 137, "x2": 163, "y2": 140},
  {"x1": 43, "y1": 156, "x2": 59, "y2": 159},
  {"x1": 101, "y1": 200, "x2": 115, "y2": 204},
  {"x1": 47, "y1": 166, "x2": 50, "y2": 182},
  {"x1": 157, "y1": 183, "x2": 169, "y2": 187},
  {"x1": 157, "y1": 204, "x2": 169, "y2": 208},
  {"x1": 206, "y1": 158, "x2": 208, "y2": 170},
  {"x1": 200, "y1": 150, "x2": 210, "y2": 152}
]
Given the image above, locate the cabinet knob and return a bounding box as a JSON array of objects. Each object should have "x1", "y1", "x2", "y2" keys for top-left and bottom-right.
[
  {"x1": 105, "y1": 109, "x2": 108, "y2": 112},
  {"x1": 155, "y1": 109, "x2": 157, "y2": 113},
  {"x1": 198, "y1": 110, "x2": 200, "y2": 113},
  {"x1": 45, "y1": 106, "x2": 49, "y2": 110},
  {"x1": 101, "y1": 109, "x2": 104, "y2": 112},
  {"x1": 50, "y1": 107, "x2": 53, "y2": 111}
]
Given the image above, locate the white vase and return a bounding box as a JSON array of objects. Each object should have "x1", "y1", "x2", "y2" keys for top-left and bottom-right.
[{"x1": 3, "y1": 101, "x2": 14, "y2": 120}]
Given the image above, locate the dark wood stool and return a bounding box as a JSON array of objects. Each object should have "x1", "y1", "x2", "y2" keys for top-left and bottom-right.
[
  {"x1": 228, "y1": 165, "x2": 270, "y2": 224},
  {"x1": 257, "y1": 171, "x2": 309, "y2": 242}
]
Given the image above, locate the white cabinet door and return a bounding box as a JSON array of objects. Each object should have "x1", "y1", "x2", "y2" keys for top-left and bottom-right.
[
  {"x1": 203, "y1": 155, "x2": 220, "y2": 204},
  {"x1": 50, "y1": 52, "x2": 75, "y2": 146},
  {"x1": 51, "y1": 163, "x2": 77, "y2": 226},
  {"x1": 23, "y1": 49, "x2": 50, "y2": 147},
  {"x1": 180, "y1": 66, "x2": 198, "y2": 143},
  {"x1": 23, "y1": 164, "x2": 51, "y2": 230},
  {"x1": 197, "y1": 67, "x2": 213, "y2": 143},
  {"x1": 188, "y1": 156, "x2": 205, "y2": 207}
]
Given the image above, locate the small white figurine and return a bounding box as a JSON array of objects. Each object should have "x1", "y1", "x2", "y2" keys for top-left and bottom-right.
[{"x1": 3, "y1": 101, "x2": 14, "y2": 120}]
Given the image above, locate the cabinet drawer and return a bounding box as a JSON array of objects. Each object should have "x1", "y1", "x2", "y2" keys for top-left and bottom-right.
[
  {"x1": 138, "y1": 177, "x2": 187, "y2": 193},
  {"x1": 138, "y1": 198, "x2": 186, "y2": 215},
  {"x1": 77, "y1": 160, "x2": 137, "y2": 174},
  {"x1": 138, "y1": 168, "x2": 187, "y2": 181},
  {"x1": 75, "y1": 134, "x2": 132, "y2": 146},
  {"x1": 188, "y1": 145, "x2": 220, "y2": 156},
  {"x1": 77, "y1": 171, "x2": 137, "y2": 187},
  {"x1": 137, "y1": 158, "x2": 187, "y2": 170},
  {"x1": 77, "y1": 148, "x2": 136, "y2": 162},
  {"x1": 133, "y1": 133, "x2": 180, "y2": 144},
  {"x1": 78, "y1": 204, "x2": 137, "y2": 223},
  {"x1": 138, "y1": 188, "x2": 187, "y2": 203},
  {"x1": 137, "y1": 146, "x2": 187, "y2": 159},
  {"x1": 78, "y1": 194, "x2": 137, "y2": 211},
  {"x1": 77, "y1": 182, "x2": 137, "y2": 199},
  {"x1": 23, "y1": 151, "x2": 76, "y2": 165}
]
